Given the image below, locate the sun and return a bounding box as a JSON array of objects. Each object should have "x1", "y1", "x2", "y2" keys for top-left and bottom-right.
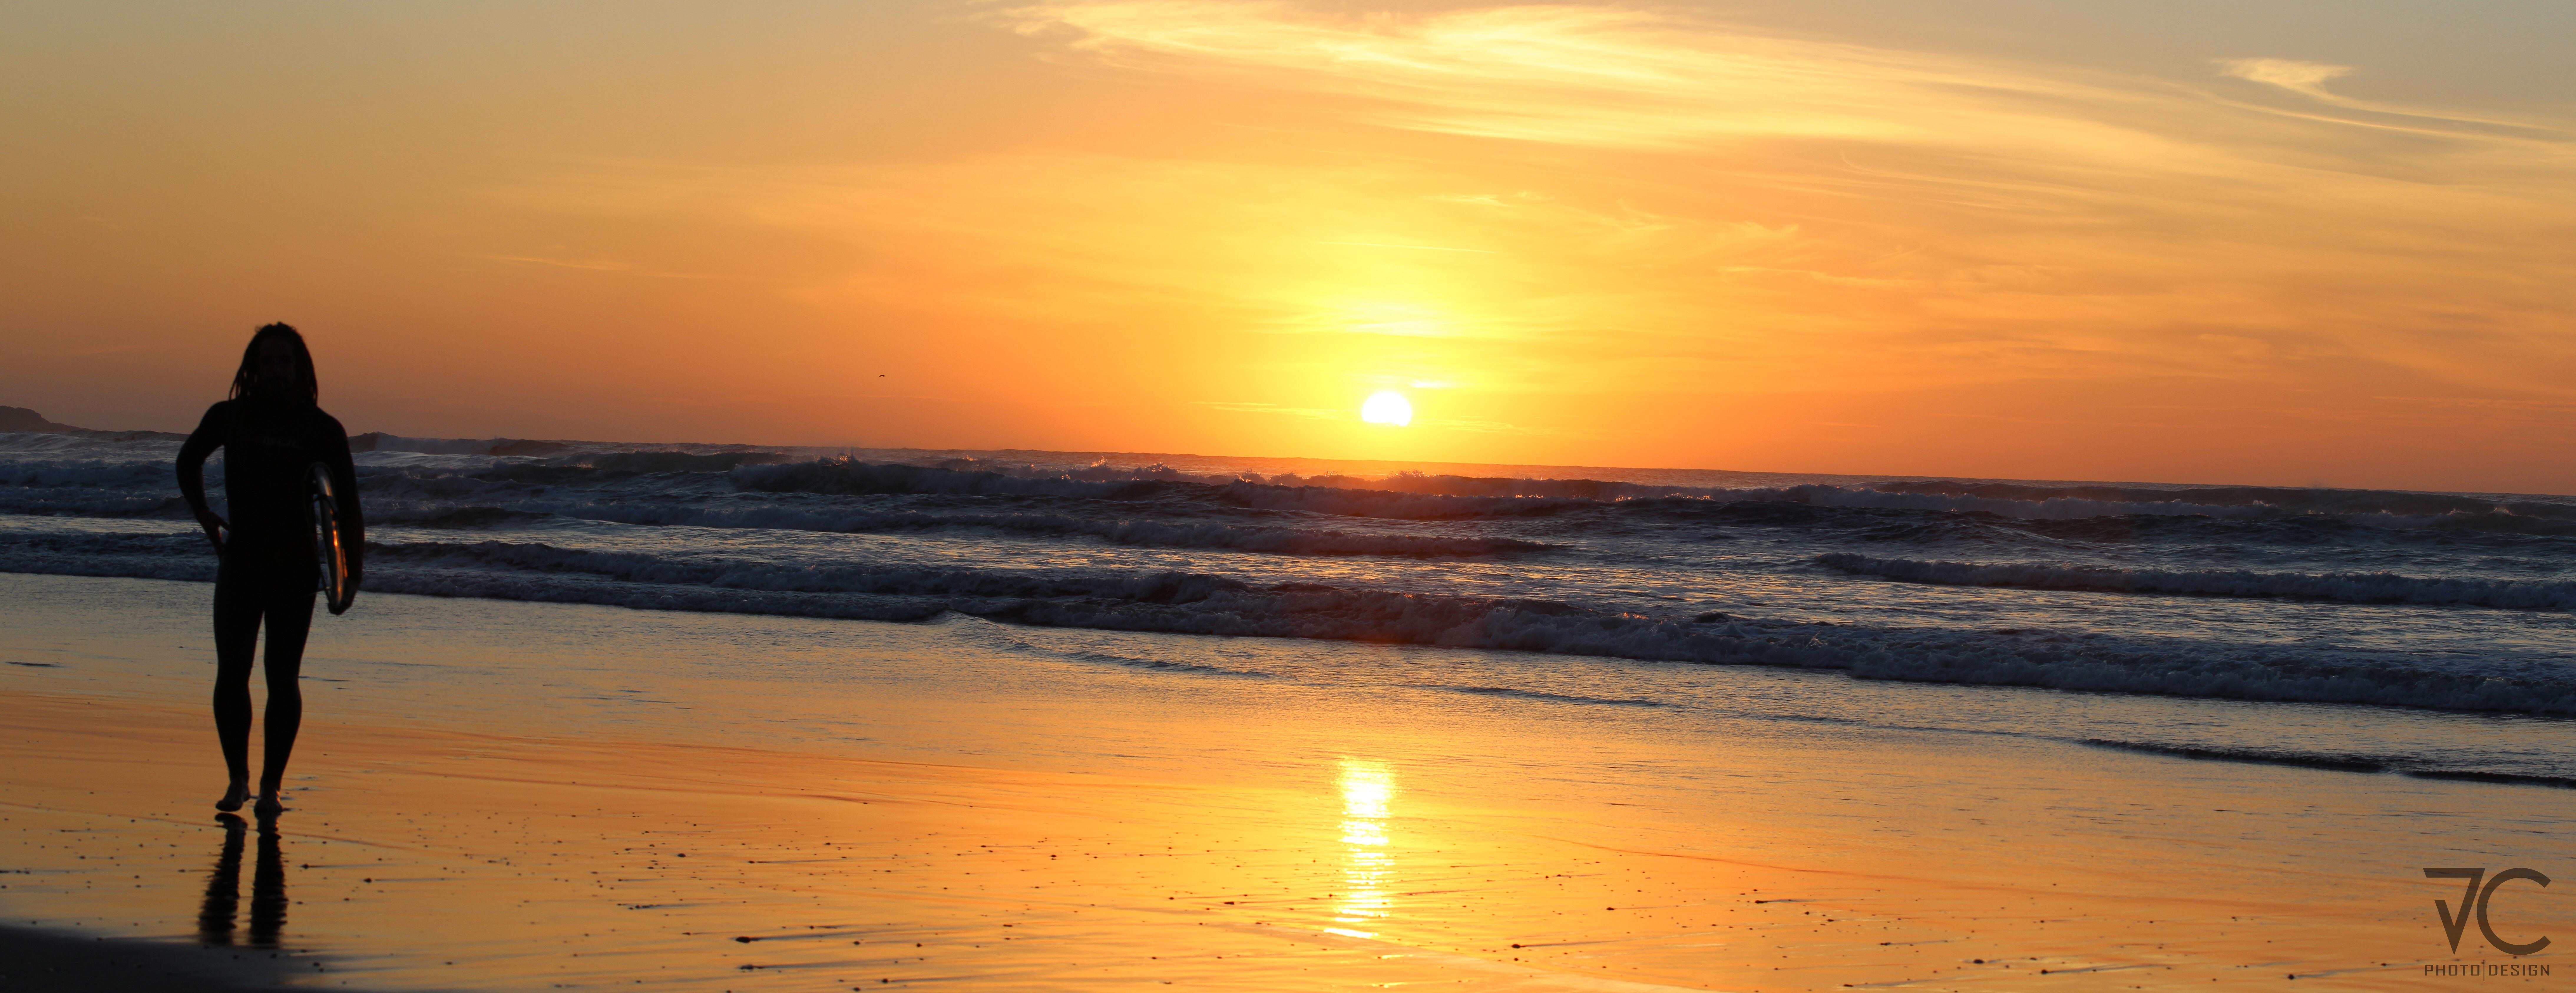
[{"x1": 1360, "y1": 391, "x2": 1413, "y2": 426}]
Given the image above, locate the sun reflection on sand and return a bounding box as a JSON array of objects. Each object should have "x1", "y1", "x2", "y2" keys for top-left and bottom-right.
[{"x1": 1328, "y1": 758, "x2": 1395, "y2": 939}]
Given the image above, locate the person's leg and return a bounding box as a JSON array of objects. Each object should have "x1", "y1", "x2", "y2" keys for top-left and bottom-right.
[
  {"x1": 211, "y1": 563, "x2": 259, "y2": 811},
  {"x1": 255, "y1": 579, "x2": 317, "y2": 809}
]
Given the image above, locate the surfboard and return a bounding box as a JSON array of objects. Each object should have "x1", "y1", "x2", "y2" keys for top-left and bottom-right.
[{"x1": 308, "y1": 462, "x2": 356, "y2": 616}]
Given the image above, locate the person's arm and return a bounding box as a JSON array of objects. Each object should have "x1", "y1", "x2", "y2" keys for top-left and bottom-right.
[
  {"x1": 319, "y1": 412, "x2": 364, "y2": 587},
  {"x1": 176, "y1": 402, "x2": 229, "y2": 554}
]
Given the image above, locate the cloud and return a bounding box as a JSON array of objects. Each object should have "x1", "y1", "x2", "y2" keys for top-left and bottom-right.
[
  {"x1": 1315, "y1": 240, "x2": 1498, "y2": 254},
  {"x1": 1008, "y1": 2, "x2": 2151, "y2": 154},
  {"x1": 2217, "y1": 57, "x2": 2355, "y2": 100},
  {"x1": 2209, "y1": 55, "x2": 2561, "y2": 138},
  {"x1": 1009, "y1": 2, "x2": 2575, "y2": 170},
  {"x1": 480, "y1": 253, "x2": 743, "y2": 281},
  {"x1": 484, "y1": 253, "x2": 635, "y2": 272},
  {"x1": 502, "y1": 3, "x2": 2576, "y2": 429},
  {"x1": 1192, "y1": 400, "x2": 1347, "y2": 420}
]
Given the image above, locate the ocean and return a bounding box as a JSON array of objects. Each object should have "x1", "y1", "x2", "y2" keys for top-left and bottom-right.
[{"x1": 6, "y1": 428, "x2": 2573, "y2": 786}]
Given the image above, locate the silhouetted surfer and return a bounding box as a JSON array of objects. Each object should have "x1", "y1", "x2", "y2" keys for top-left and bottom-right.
[{"x1": 176, "y1": 323, "x2": 364, "y2": 817}]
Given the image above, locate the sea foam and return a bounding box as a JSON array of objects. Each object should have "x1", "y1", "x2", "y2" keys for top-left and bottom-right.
[
  {"x1": 7, "y1": 530, "x2": 2572, "y2": 717},
  {"x1": 1817, "y1": 553, "x2": 2576, "y2": 611}
]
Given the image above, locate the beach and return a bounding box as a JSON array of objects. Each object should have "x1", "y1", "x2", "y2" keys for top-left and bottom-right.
[
  {"x1": 13, "y1": 0, "x2": 2572, "y2": 984},
  {"x1": 4, "y1": 571, "x2": 2565, "y2": 990}
]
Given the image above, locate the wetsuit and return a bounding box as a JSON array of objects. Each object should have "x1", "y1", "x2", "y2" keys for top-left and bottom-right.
[{"x1": 176, "y1": 398, "x2": 364, "y2": 788}]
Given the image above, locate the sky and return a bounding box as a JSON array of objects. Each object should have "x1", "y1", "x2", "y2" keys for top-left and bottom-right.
[{"x1": 5, "y1": 1, "x2": 2573, "y2": 491}]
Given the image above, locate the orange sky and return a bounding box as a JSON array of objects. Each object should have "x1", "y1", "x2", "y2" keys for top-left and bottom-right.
[{"x1": 5, "y1": 1, "x2": 2573, "y2": 491}]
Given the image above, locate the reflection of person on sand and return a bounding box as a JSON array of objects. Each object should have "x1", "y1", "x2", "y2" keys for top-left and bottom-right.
[
  {"x1": 197, "y1": 812, "x2": 289, "y2": 947},
  {"x1": 176, "y1": 323, "x2": 364, "y2": 817}
]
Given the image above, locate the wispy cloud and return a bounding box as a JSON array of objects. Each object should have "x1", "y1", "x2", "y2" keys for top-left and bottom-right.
[
  {"x1": 489, "y1": 2, "x2": 2576, "y2": 475},
  {"x1": 484, "y1": 253, "x2": 635, "y2": 272},
  {"x1": 1315, "y1": 241, "x2": 1497, "y2": 253},
  {"x1": 1010, "y1": 2, "x2": 2143, "y2": 154},
  {"x1": 2211, "y1": 55, "x2": 2562, "y2": 138},
  {"x1": 984, "y1": 3, "x2": 2576, "y2": 372},
  {"x1": 2218, "y1": 57, "x2": 2354, "y2": 100},
  {"x1": 480, "y1": 253, "x2": 746, "y2": 281},
  {"x1": 1192, "y1": 400, "x2": 1533, "y2": 435},
  {"x1": 1193, "y1": 400, "x2": 1346, "y2": 420},
  {"x1": 1011, "y1": 2, "x2": 2572, "y2": 168}
]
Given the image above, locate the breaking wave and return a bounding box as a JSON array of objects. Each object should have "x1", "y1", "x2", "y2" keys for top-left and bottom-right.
[
  {"x1": 9, "y1": 531, "x2": 2575, "y2": 717},
  {"x1": 21, "y1": 450, "x2": 2569, "y2": 537},
  {"x1": 1817, "y1": 553, "x2": 2576, "y2": 611},
  {"x1": 1434, "y1": 685, "x2": 1664, "y2": 708},
  {"x1": 2075, "y1": 738, "x2": 2576, "y2": 789},
  {"x1": 729, "y1": 458, "x2": 2576, "y2": 531},
  {"x1": 949, "y1": 621, "x2": 1276, "y2": 678},
  {"x1": 552, "y1": 504, "x2": 1548, "y2": 558},
  {"x1": 0, "y1": 460, "x2": 200, "y2": 518}
]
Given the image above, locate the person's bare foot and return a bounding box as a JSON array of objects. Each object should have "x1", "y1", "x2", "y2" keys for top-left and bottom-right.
[
  {"x1": 253, "y1": 790, "x2": 286, "y2": 818},
  {"x1": 216, "y1": 781, "x2": 250, "y2": 812}
]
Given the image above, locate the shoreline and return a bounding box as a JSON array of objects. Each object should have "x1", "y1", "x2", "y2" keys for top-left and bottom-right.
[{"x1": 10, "y1": 543, "x2": 2573, "y2": 726}]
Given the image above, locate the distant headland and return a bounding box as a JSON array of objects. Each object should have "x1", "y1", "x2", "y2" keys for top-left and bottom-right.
[{"x1": 0, "y1": 406, "x2": 86, "y2": 433}]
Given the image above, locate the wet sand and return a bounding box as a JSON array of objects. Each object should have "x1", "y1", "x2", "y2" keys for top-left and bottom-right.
[
  {"x1": 0, "y1": 923, "x2": 335, "y2": 992},
  {"x1": 2, "y1": 573, "x2": 2569, "y2": 990}
]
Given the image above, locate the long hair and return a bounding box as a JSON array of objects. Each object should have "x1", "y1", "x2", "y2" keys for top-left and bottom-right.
[{"x1": 228, "y1": 323, "x2": 319, "y2": 406}]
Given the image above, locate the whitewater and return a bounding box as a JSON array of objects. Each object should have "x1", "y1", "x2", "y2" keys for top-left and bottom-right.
[{"x1": 6, "y1": 428, "x2": 2574, "y2": 786}]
